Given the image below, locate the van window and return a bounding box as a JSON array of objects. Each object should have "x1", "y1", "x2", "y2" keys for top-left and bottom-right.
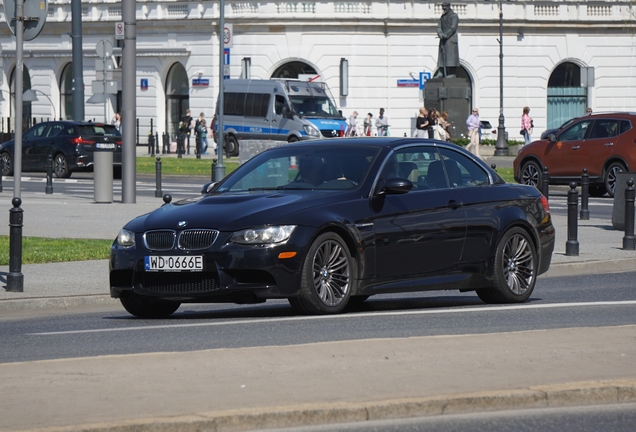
[
  {"x1": 275, "y1": 95, "x2": 289, "y2": 115},
  {"x1": 245, "y1": 93, "x2": 270, "y2": 118},
  {"x1": 224, "y1": 93, "x2": 245, "y2": 116}
]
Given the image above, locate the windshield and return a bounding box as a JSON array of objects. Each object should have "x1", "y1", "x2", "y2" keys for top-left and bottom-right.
[
  {"x1": 216, "y1": 145, "x2": 380, "y2": 192},
  {"x1": 289, "y1": 96, "x2": 340, "y2": 118}
]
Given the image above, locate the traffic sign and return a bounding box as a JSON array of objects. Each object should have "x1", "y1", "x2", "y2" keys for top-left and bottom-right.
[
  {"x1": 3, "y1": 0, "x2": 48, "y2": 41},
  {"x1": 95, "y1": 58, "x2": 114, "y2": 72},
  {"x1": 224, "y1": 48, "x2": 230, "y2": 65},
  {"x1": 419, "y1": 71, "x2": 432, "y2": 90},
  {"x1": 223, "y1": 23, "x2": 233, "y2": 48},
  {"x1": 92, "y1": 80, "x2": 118, "y2": 95},
  {"x1": 96, "y1": 40, "x2": 113, "y2": 58},
  {"x1": 115, "y1": 22, "x2": 125, "y2": 40}
]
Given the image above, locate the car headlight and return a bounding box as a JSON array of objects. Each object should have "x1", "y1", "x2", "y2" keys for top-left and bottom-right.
[
  {"x1": 303, "y1": 124, "x2": 320, "y2": 137},
  {"x1": 230, "y1": 225, "x2": 296, "y2": 245},
  {"x1": 116, "y1": 229, "x2": 136, "y2": 247}
]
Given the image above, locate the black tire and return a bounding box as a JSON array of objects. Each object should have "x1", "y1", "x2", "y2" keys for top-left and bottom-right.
[
  {"x1": 0, "y1": 152, "x2": 13, "y2": 176},
  {"x1": 520, "y1": 160, "x2": 542, "y2": 189},
  {"x1": 225, "y1": 135, "x2": 239, "y2": 157},
  {"x1": 588, "y1": 185, "x2": 607, "y2": 198},
  {"x1": 293, "y1": 232, "x2": 355, "y2": 314},
  {"x1": 120, "y1": 295, "x2": 181, "y2": 318},
  {"x1": 604, "y1": 162, "x2": 626, "y2": 198},
  {"x1": 53, "y1": 153, "x2": 71, "y2": 178},
  {"x1": 477, "y1": 227, "x2": 537, "y2": 304},
  {"x1": 288, "y1": 136, "x2": 299, "y2": 143}
]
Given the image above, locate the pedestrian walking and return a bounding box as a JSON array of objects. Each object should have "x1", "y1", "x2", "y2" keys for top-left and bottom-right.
[
  {"x1": 347, "y1": 111, "x2": 358, "y2": 136},
  {"x1": 415, "y1": 107, "x2": 429, "y2": 138},
  {"x1": 521, "y1": 106, "x2": 533, "y2": 146},
  {"x1": 466, "y1": 107, "x2": 481, "y2": 157},
  {"x1": 111, "y1": 112, "x2": 121, "y2": 132},
  {"x1": 363, "y1": 113, "x2": 373, "y2": 136},
  {"x1": 439, "y1": 111, "x2": 452, "y2": 141},
  {"x1": 376, "y1": 108, "x2": 389, "y2": 136}
]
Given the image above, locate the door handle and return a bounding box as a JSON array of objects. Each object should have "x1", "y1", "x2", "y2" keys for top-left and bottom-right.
[
  {"x1": 572, "y1": 146, "x2": 580, "y2": 150},
  {"x1": 271, "y1": 119, "x2": 277, "y2": 124},
  {"x1": 604, "y1": 142, "x2": 614, "y2": 147},
  {"x1": 447, "y1": 200, "x2": 463, "y2": 210}
]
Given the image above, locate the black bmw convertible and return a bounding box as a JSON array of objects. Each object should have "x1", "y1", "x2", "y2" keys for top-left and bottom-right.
[{"x1": 110, "y1": 138, "x2": 555, "y2": 318}]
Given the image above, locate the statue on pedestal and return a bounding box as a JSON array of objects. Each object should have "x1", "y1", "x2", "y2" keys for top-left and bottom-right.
[{"x1": 434, "y1": 2, "x2": 460, "y2": 78}]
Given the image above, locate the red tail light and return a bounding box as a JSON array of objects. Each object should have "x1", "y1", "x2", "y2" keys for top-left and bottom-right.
[
  {"x1": 540, "y1": 194, "x2": 550, "y2": 213},
  {"x1": 68, "y1": 137, "x2": 96, "y2": 145}
]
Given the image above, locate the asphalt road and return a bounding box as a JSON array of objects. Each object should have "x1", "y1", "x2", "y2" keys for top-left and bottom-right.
[{"x1": 2, "y1": 270, "x2": 635, "y2": 364}]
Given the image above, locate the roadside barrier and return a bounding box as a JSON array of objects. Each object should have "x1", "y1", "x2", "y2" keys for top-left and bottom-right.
[{"x1": 566, "y1": 181, "x2": 579, "y2": 256}]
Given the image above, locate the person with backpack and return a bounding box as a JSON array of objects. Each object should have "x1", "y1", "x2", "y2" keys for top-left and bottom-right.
[{"x1": 179, "y1": 109, "x2": 193, "y2": 155}]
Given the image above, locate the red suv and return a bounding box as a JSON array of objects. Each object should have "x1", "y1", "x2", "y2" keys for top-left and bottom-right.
[{"x1": 514, "y1": 112, "x2": 636, "y2": 197}]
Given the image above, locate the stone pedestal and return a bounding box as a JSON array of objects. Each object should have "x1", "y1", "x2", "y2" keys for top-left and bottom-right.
[{"x1": 424, "y1": 77, "x2": 471, "y2": 134}]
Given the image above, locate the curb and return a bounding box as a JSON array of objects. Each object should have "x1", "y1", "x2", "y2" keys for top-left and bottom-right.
[
  {"x1": 24, "y1": 379, "x2": 636, "y2": 432},
  {"x1": 544, "y1": 258, "x2": 636, "y2": 278}
]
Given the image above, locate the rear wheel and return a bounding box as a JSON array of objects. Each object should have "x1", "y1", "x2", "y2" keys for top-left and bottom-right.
[
  {"x1": 477, "y1": 227, "x2": 537, "y2": 304},
  {"x1": 225, "y1": 135, "x2": 239, "y2": 157},
  {"x1": 0, "y1": 152, "x2": 13, "y2": 176},
  {"x1": 290, "y1": 232, "x2": 355, "y2": 315},
  {"x1": 120, "y1": 295, "x2": 181, "y2": 318},
  {"x1": 288, "y1": 136, "x2": 299, "y2": 143},
  {"x1": 604, "y1": 161, "x2": 627, "y2": 198},
  {"x1": 53, "y1": 153, "x2": 71, "y2": 178},
  {"x1": 520, "y1": 160, "x2": 542, "y2": 189}
]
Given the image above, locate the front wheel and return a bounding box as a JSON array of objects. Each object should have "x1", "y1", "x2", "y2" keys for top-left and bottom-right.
[
  {"x1": 0, "y1": 152, "x2": 13, "y2": 176},
  {"x1": 604, "y1": 162, "x2": 627, "y2": 198},
  {"x1": 120, "y1": 295, "x2": 181, "y2": 318},
  {"x1": 291, "y1": 232, "x2": 355, "y2": 315},
  {"x1": 520, "y1": 160, "x2": 542, "y2": 189},
  {"x1": 477, "y1": 227, "x2": 537, "y2": 304}
]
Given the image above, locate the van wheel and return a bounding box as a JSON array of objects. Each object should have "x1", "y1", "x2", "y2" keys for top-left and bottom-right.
[
  {"x1": 224, "y1": 136, "x2": 239, "y2": 157},
  {"x1": 288, "y1": 136, "x2": 299, "y2": 143}
]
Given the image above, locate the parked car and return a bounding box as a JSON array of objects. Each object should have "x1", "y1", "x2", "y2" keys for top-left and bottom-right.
[
  {"x1": 514, "y1": 112, "x2": 636, "y2": 197},
  {"x1": 0, "y1": 121, "x2": 122, "y2": 178},
  {"x1": 110, "y1": 137, "x2": 555, "y2": 318},
  {"x1": 479, "y1": 120, "x2": 497, "y2": 142}
]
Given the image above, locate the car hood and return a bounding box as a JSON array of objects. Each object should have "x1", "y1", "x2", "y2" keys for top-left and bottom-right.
[{"x1": 125, "y1": 190, "x2": 353, "y2": 233}]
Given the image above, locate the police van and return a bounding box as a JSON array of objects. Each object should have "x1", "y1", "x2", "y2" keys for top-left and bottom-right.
[{"x1": 213, "y1": 79, "x2": 348, "y2": 156}]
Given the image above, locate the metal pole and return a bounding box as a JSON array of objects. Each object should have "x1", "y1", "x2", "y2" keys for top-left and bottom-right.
[
  {"x1": 214, "y1": 0, "x2": 226, "y2": 182},
  {"x1": 565, "y1": 182, "x2": 579, "y2": 256},
  {"x1": 623, "y1": 178, "x2": 635, "y2": 250},
  {"x1": 494, "y1": 0, "x2": 508, "y2": 156},
  {"x1": 580, "y1": 168, "x2": 590, "y2": 220},
  {"x1": 14, "y1": 0, "x2": 24, "y2": 199},
  {"x1": 71, "y1": 0, "x2": 85, "y2": 121},
  {"x1": 122, "y1": 0, "x2": 136, "y2": 203}
]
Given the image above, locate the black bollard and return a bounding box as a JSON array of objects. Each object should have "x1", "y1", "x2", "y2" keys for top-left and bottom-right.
[
  {"x1": 148, "y1": 133, "x2": 155, "y2": 156},
  {"x1": 155, "y1": 157, "x2": 163, "y2": 198},
  {"x1": 177, "y1": 133, "x2": 184, "y2": 159},
  {"x1": 0, "y1": 163, "x2": 3, "y2": 192},
  {"x1": 565, "y1": 181, "x2": 579, "y2": 256},
  {"x1": 541, "y1": 166, "x2": 550, "y2": 199},
  {"x1": 162, "y1": 132, "x2": 169, "y2": 154},
  {"x1": 211, "y1": 158, "x2": 217, "y2": 182},
  {"x1": 491, "y1": 164, "x2": 497, "y2": 170},
  {"x1": 623, "y1": 178, "x2": 635, "y2": 250},
  {"x1": 580, "y1": 168, "x2": 589, "y2": 220},
  {"x1": 155, "y1": 132, "x2": 160, "y2": 155},
  {"x1": 6, "y1": 197, "x2": 24, "y2": 292},
  {"x1": 45, "y1": 154, "x2": 53, "y2": 194}
]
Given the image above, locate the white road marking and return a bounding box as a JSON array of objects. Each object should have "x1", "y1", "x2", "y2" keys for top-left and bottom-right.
[{"x1": 29, "y1": 300, "x2": 636, "y2": 336}]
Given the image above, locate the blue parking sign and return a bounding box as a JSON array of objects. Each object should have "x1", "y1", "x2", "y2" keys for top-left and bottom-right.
[{"x1": 419, "y1": 72, "x2": 431, "y2": 90}]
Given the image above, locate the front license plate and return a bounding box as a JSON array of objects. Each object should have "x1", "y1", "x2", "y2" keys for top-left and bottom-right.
[{"x1": 144, "y1": 255, "x2": 203, "y2": 272}]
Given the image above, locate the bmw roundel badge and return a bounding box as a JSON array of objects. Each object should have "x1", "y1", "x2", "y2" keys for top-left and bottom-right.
[{"x1": 178, "y1": 221, "x2": 188, "y2": 228}]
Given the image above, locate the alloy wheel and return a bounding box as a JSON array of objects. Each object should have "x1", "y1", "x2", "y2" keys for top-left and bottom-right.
[
  {"x1": 312, "y1": 239, "x2": 350, "y2": 307},
  {"x1": 502, "y1": 233, "x2": 535, "y2": 296}
]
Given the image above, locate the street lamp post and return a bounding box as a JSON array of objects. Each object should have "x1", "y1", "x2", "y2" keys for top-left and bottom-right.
[{"x1": 494, "y1": 0, "x2": 509, "y2": 156}]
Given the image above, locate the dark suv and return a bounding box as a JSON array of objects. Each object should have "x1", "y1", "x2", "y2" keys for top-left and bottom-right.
[
  {"x1": 0, "y1": 121, "x2": 122, "y2": 178},
  {"x1": 514, "y1": 112, "x2": 636, "y2": 197}
]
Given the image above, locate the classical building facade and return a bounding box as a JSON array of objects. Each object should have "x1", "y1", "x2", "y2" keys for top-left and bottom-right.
[{"x1": 0, "y1": 0, "x2": 634, "y2": 140}]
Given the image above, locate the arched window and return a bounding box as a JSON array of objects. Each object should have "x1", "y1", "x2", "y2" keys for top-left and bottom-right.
[
  {"x1": 271, "y1": 61, "x2": 317, "y2": 79},
  {"x1": 165, "y1": 63, "x2": 189, "y2": 137},
  {"x1": 60, "y1": 63, "x2": 73, "y2": 120},
  {"x1": 546, "y1": 62, "x2": 587, "y2": 130},
  {"x1": 9, "y1": 66, "x2": 32, "y2": 131}
]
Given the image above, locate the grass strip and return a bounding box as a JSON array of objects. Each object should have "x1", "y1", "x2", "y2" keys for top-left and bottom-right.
[
  {"x1": 136, "y1": 157, "x2": 239, "y2": 177},
  {"x1": 0, "y1": 236, "x2": 112, "y2": 265}
]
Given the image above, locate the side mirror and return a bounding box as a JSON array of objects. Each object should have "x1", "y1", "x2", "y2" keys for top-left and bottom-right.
[
  {"x1": 378, "y1": 178, "x2": 413, "y2": 196},
  {"x1": 201, "y1": 182, "x2": 217, "y2": 194},
  {"x1": 548, "y1": 133, "x2": 557, "y2": 142}
]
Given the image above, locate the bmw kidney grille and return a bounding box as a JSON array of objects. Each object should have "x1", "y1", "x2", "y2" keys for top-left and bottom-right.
[{"x1": 144, "y1": 229, "x2": 218, "y2": 251}]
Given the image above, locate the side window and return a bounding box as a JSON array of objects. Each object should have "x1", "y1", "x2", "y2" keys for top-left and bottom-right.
[
  {"x1": 224, "y1": 93, "x2": 245, "y2": 116},
  {"x1": 439, "y1": 148, "x2": 490, "y2": 187},
  {"x1": 274, "y1": 95, "x2": 288, "y2": 115},
  {"x1": 620, "y1": 120, "x2": 632, "y2": 135},
  {"x1": 244, "y1": 93, "x2": 270, "y2": 117},
  {"x1": 588, "y1": 120, "x2": 619, "y2": 139},
  {"x1": 46, "y1": 123, "x2": 65, "y2": 137},
  {"x1": 384, "y1": 146, "x2": 447, "y2": 190},
  {"x1": 559, "y1": 120, "x2": 592, "y2": 141},
  {"x1": 24, "y1": 123, "x2": 48, "y2": 139}
]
